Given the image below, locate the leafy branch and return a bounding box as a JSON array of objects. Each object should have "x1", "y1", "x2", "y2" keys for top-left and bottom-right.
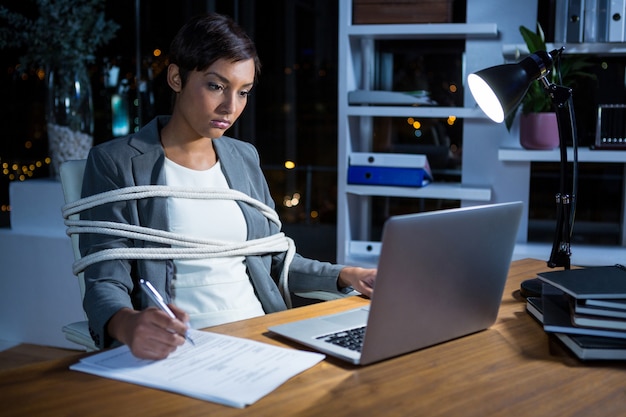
[{"x1": 0, "y1": 0, "x2": 119, "y2": 69}]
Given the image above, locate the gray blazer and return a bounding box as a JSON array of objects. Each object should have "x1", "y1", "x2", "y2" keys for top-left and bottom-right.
[{"x1": 80, "y1": 116, "x2": 344, "y2": 348}]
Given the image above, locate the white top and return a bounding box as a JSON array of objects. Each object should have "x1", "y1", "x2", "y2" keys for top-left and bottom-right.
[{"x1": 164, "y1": 158, "x2": 265, "y2": 329}]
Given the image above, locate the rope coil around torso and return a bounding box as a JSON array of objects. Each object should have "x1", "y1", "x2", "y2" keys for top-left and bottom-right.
[{"x1": 62, "y1": 186, "x2": 296, "y2": 308}]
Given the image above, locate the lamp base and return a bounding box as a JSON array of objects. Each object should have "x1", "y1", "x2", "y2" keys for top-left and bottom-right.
[{"x1": 519, "y1": 278, "x2": 543, "y2": 299}]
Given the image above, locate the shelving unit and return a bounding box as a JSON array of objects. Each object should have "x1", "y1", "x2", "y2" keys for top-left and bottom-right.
[
  {"x1": 337, "y1": 1, "x2": 499, "y2": 265},
  {"x1": 499, "y1": 147, "x2": 626, "y2": 163},
  {"x1": 337, "y1": 0, "x2": 626, "y2": 267},
  {"x1": 498, "y1": 40, "x2": 626, "y2": 248},
  {"x1": 499, "y1": 146, "x2": 626, "y2": 247},
  {"x1": 346, "y1": 183, "x2": 491, "y2": 200}
]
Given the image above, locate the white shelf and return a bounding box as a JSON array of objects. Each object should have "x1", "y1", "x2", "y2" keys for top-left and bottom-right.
[
  {"x1": 346, "y1": 183, "x2": 492, "y2": 201},
  {"x1": 347, "y1": 105, "x2": 486, "y2": 118},
  {"x1": 499, "y1": 147, "x2": 626, "y2": 163},
  {"x1": 345, "y1": 242, "x2": 380, "y2": 269},
  {"x1": 503, "y1": 43, "x2": 626, "y2": 60},
  {"x1": 511, "y1": 242, "x2": 626, "y2": 267},
  {"x1": 346, "y1": 23, "x2": 498, "y2": 39},
  {"x1": 347, "y1": 241, "x2": 626, "y2": 269},
  {"x1": 348, "y1": 90, "x2": 437, "y2": 106}
]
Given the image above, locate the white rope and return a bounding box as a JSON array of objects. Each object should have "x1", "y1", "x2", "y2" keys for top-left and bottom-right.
[
  {"x1": 62, "y1": 186, "x2": 295, "y2": 308},
  {"x1": 63, "y1": 186, "x2": 282, "y2": 226}
]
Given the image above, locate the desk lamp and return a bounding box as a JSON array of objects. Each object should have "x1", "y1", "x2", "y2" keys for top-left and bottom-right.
[{"x1": 467, "y1": 47, "x2": 579, "y2": 298}]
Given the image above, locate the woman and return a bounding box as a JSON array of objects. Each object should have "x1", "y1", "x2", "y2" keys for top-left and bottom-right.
[{"x1": 79, "y1": 12, "x2": 376, "y2": 359}]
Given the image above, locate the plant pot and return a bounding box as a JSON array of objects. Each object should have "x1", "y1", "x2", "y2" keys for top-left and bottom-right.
[
  {"x1": 519, "y1": 112, "x2": 560, "y2": 150},
  {"x1": 46, "y1": 62, "x2": 94, "y2": 178}
]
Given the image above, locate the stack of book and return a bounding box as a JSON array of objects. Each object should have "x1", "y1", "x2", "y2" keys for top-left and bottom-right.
[{"x1": 526, "y1": 264, "x2": 626, "y2": 360}]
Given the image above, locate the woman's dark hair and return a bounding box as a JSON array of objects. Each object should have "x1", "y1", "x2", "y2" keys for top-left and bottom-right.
[{"x1": 168, "y1": 13, "x2": 261, "y2": 86}]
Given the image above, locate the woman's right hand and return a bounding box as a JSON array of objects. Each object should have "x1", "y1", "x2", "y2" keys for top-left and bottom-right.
[{"x1": 107, "y1": 306, "x2": 190, "y2": 359}]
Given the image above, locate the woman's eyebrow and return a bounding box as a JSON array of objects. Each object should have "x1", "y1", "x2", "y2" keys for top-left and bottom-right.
[{"x1": 204, "y1": 71, "x2": 254, "y2": 88}]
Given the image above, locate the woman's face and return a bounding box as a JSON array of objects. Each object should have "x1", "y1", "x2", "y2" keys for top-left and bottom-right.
[{"x1": 170, "y1": 57, "x2": 256, "y2": 140}]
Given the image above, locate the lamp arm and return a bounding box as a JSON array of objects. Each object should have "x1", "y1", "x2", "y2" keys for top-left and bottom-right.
[{"x1": 544, "y1": 82, "x2": 579, "y2": 269}]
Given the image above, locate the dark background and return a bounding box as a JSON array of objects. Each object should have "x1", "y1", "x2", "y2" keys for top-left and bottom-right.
[
  {"x1": 0, "y1": 0, "x2": 341, "y2": 231},
  {"x1": 0, "y1": 0, "x2": 624, "y2": 252}
]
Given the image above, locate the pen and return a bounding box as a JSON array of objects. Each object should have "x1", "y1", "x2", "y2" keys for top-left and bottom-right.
[{"x1": 139, "y1": 279, "x2": 195, "y2": 346}]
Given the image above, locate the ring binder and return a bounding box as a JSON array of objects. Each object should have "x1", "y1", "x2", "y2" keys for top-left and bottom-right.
[{"x1": 347, "y1": 153, "x2": 433, "y2": 188}]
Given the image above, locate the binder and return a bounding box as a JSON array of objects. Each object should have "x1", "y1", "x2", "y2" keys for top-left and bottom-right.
[
  {"x1": 349, "y1": 152, "x2": 430, "y2": 168},
  {"x1": 608, "y1": 0, "x2": 626, "y2": 41},
  {"x1": 584, "y1": 0, "x2": 598, "y2": 41},
  {"x1": 347, "y1": 166, "x2": 432, "y2": 187},
  {"x1": 559, "y1": 0, "x2": 586, "y2": 43},
  {"x1": 349, "y1": 241, "x2": 382, "y2": 257},
  {"x1": 584, "y1": 0, "x2": 610, "y2": 42},
  {"x1": 557, "y1": 0, "x2": 586, "y2": 43},
  {"x1": 347, "y1": 152, "x2": 433, "y2": 187},
  {"x1": 555, "y1": 0, "x2": 566, "y2": 43}
]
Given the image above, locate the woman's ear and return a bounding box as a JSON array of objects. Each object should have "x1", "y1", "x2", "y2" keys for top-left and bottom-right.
[{"x1": 167, "y1": 64, "x2": 182, "y2": 92}]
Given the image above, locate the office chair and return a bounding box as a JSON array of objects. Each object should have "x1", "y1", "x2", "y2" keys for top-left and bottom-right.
[{"x1": 59, "y1": 159, "x2": 98, "y2": 351}]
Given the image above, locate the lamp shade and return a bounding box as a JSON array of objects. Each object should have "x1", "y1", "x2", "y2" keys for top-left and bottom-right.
[{"x1": 467, "y1": 50, "x2": 554, "y2": 123}]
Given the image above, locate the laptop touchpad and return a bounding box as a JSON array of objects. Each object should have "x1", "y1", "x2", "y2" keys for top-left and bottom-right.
[{"x1": 322, "y1": 308, "x2": 369, "y2": 326}]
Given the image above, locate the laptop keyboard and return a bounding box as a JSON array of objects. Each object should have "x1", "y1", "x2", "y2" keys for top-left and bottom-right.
[{"x1": 316, "y1": 326, "x2": 366, "y2": 352}]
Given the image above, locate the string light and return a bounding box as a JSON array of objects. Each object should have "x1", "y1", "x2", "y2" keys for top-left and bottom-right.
[
  {"x1": 0, "y1": 157, "x2": 51, "y2": 181},
  {"x1": 283, "y1": 192, "x2": 300, "y2": 208}
]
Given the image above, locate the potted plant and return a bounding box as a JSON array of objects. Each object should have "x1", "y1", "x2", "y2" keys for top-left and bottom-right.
[
  {"x1": 507, "y1": 24, "x2": 596, "y2": 149},
  {"x1": 0, "y1": 0, "x2": 118, "y2": 177}
]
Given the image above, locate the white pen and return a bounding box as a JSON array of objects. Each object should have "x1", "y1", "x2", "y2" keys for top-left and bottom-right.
[{"x1": 139, "y1": 278, "x2": 195, "y2": 346}]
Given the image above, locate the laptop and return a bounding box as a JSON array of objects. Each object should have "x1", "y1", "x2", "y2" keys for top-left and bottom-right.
[{"x1": 268, "y1": 201, "x2": 523, "y2": 365}]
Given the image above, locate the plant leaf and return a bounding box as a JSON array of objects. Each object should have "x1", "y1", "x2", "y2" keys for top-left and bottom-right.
[{"x1": 519, "y1": 24, "x2": 546, "y2": 53}]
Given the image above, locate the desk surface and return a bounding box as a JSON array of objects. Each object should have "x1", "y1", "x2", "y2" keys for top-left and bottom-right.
[{"x1": 3, "y1": 258, "x2": 626, "y2": 416}]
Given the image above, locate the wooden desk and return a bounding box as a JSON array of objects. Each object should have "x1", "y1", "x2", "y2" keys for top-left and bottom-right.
[{"x1": 3, "y1": 259, "x2": 626, "y2": 416}]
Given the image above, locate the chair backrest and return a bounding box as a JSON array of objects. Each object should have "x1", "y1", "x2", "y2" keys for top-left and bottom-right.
[{"x1": 59, "y1": 159, "x2": 87, "y2": 298}]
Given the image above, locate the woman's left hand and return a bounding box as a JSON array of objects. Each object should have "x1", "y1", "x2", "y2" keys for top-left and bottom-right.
[{"x1": 338, "y1": 266, "x2": 376, "y2": 298}]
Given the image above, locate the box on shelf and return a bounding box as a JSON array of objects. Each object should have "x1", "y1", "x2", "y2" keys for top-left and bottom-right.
[
  {"x1": 595, "y1": 104, "x2": 626, "y2": 150},
  {"x1": 352, "y1": 0, "x2": 453, "y2": 24},
  {"x1": 348, "y1": 152, "x2": 433, "y2": 187}
]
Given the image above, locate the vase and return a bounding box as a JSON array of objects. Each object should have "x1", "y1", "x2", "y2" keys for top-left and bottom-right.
[
  {"x1": 519, "y1": 112, "x2": 560, "y2": 150},
  {"x1": 46, "y1": 62, "x2": 94, "y2": 178}
]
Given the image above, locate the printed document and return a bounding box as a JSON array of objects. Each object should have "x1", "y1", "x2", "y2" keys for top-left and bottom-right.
[{"x1": 70, "y1": 329, "x2": 325, "y2": 408}]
